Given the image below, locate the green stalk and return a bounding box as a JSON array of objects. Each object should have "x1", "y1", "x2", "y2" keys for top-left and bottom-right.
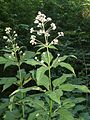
[
  {"x1": 46, "y1": 46, "x2": 53, "y2": 119},
  {"x1": 43, "y1": 22, "x2": 52, "y2": 119},
  {"x1": 12, "y1": 43, "x2": 25, "y2": 119},
  {"x1": 18, "y1": 62, "x2": 25, "y2": 119}
]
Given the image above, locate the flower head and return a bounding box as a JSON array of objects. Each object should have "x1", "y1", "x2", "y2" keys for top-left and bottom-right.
[
  {"x1": 30, "y1": 35, "x2": 36, "y2": 40},
  {"x1": 41, "y1": 60, "x2": 44, "y2": 64},
  {"x1": 58, "y1": 32, "x2": 64, "y2": 36},
  {"x1": 51, "y1": 39, "x2": 58, "y2": 45},
  {"x1": 5, "y1": 27, "x2": 12, "y2": 34},
  {"x1": 47, "y1": 17, "x2": 52, "y2": 21},
  {"x1": 35, "y1": 11, "x2": 47, "y2": 23},
  {"x1": 30, "y1": 35, "x2": 37, "y2": 45},
  {"x1": 30, "y1": 28, "x2": 34, "y2": 33},
  {"x1": 3, "y1": 36, "x2": 8, "y2": 39},
  {"x1": 51, "y1": 23, "x2": 56, "y2": 30}
]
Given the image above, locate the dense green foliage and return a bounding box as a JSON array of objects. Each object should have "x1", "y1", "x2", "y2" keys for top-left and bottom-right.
[{"x1": 0, "y1": 0, "x2": 90, "y2": 120}]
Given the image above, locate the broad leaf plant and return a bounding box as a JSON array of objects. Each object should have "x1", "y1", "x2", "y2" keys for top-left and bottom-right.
[{"x1": 0, "y1": 12, "x2": 90, "y2": 120}]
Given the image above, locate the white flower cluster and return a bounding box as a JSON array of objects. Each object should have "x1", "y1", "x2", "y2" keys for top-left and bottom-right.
[
  {"x1": 5, "y1": 27, "x2": 12, "y2": 34},
  {"x1": 58, "y1": 32, "x2": 64, "y2": 36},
  {"x1": 51, "y1": 39, "x2": 58, "y2": 45},
  {"x1": 51, "y1": 23, "x2": 56, "y2": 30},
  {"x1": 34, "y1": 11, "x2": 52, "y2": 24},
  {"x1": 30, "y1": 35, "x2": 37, "y2": 45},
  {"x1": 34, "y1": 56, "x2": 44, "y2": 64},
  {"x1": 30, "y1": 11, "x2": 64, "y2": 45},
  {"x1": 3, "y1": 27, "x2": 18, "y2": 43}
]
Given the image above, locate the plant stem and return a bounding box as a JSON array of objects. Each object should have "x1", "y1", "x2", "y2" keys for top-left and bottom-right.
[
  {"x1": 46, "y1": 46, "x2": 52, "y2": 119},
  {"x1": 18, "y1": 63, "x2": 25, "y2": 119}
]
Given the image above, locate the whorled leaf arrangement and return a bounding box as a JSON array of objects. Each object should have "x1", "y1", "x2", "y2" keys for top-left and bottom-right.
[{"x1": 0, "y1": 11, "x2": 90, "y2": 120}]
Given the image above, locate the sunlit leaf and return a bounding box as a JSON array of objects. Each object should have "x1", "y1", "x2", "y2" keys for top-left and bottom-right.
[
  {"x1": 41, "y1": 52, "x2": 53, "y2": 64},
  {"x1": 52, "y1": 74, "x2": 73, "y2": 88},
  {"x1": 59, "y1": 108, "x2": 74, "y2": 120},
  {"x1": 46, "y1": 89, "x2": 63, "y2": 104},
  {"x1": 59, "y1": 62, "x2": 75, "y2": 75},
  {"x1": 0, "y1": 77, "x2": 17, "y2": 91}
]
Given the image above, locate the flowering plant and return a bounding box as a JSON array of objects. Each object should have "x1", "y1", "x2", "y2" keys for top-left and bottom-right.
[{"x1": 0, "y1": 11, "x2": 90, "y2": 120}]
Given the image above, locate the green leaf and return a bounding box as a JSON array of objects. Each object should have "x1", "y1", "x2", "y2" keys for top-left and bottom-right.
[
  {"x1": 0, "y1": 77, "x2": 17, "y2": 91},
  {"x1": 62, "y1": 99, "x2": 75, "y2": 109},
  {"x1": 0, "y1": 102, "x2": 9, "y2": 110},
  {"x1": 76, "y1": 85, "x2": 90, "y2": 93},
  {"x1": 36, "y1": 66, "x2": 49, "y2": 89},
  {"x1": 21, "y1": 51, "x2": 35, "y2": 61},
  {"x1": 25, "y1": 98, "x2": 46, "y2": 110},
  {"x1": 37, "y1": 74, "x2": 50, "y2": 90},
  {"x1": 0, "y1": 56, "x2": 7, "y2": 64},
  {"x1": 69, "y1": 55, "x2": 77, "y2": 59},
  {"x1": 10, "y1": 86, "x2": 44, "y2": 96},
  {"x1": 63, "y1": 102, "x2": 75, "y2": 109},
  {"x1": 16, "y1": 69, "x2": 26, "y2": 80},
  {"x1": 59, "y1": 108, "x2": 74, "y2": 120},
  {"x1": 25, "y1": 59, "x2": 40, "y2": 66},
  {"x1": 73, "y1": 97, "x2": 86, "y2": 104},
  {"x1": 59, "y1": 62, "x2": 75, "y2": 75},
  {"x1": 28, "y1": 110, "x2": 49, "y2": 120},
  {"x1": 41, "y1": 51, "x2": 53, "y2": 64},
  {"x1": 36, "y1": 66, "x2": 48, "y2": 81},
  {"x1": 46, "y1": 89, "x2": 63, "y2": 104},
  {"x1": 4, "y1": 61, "x2": 17, "y2": 69},
  {"x1": 51, "y1": 57, "x2": 58, "y2": 68},
  {"x1": 51, "y1": 55, "x2": 68, "y2": 68},
  {"x1": 4, "y1": 110, "x2": 20, "y2": 120},
  {"x1": 58, "y1": 55, "x2": 68, "y2": 62},
  {"x1": 48, "y1": 45, "x2": 57, "y2": 50},
  {"x1": 60, "y1": 84, "x2": 75, "y2": 91},
  {"x1": 52, "y1": 74, "x2": 73, "y2": 88},
  {"x1": 28, "y1": 110, "x2": 41, "y2": 120},
  {"x1": 74, "y1": 105, "x2": 86, "y2": 114}
]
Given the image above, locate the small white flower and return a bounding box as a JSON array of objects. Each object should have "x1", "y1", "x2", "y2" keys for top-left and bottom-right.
[
  {"x1": 23, "y1": 53, "x2": 25, "y2": 56},
  {"x1": 16, "y1": 46, "x2": 19, "y2": 49},
  {"x1": 3, "y1": 36, "x2": 8, "y2": 39},
  {"x1": 13, "y1": 31, "x2": 16, "y2": 33},
  {"x1": 57, "y1": 53, "x2": 60, "y2": 57},
  {"x1": 14, "y1": 34, "x2": 17, "y2": 37},
  {"x1": 30, "y1": 40, "x2": 37, "y2": 45},
  {"x1": 47, "y1": 17, "x2": 52, "y2": 21},
  {"x1": 35, "y1": 57, "x2": 39, "y2": 61},
  {"x1": 30, "y1": 27, "x2": 34, "y2": 33},
  {"x1": 38, "y1": 11, "x2": 41, "y2": 15},
  {"x1": 51, "y1": 39, "x2": 58, "y2": 45},
  {"x1": 42, "y1": 52, "x2": 45, "y2": 55},
  {"x1": 58, "y1": 59, "x2": 60, "y2": 62},
  {"x1": 35, "y1": 11, "x2": 46, "y2": 23},
  {"x1": 35, "y1": 57, "x2": 38, "y2": 60},
  {"x1": 51, "y1": 23, "x2": 56, "y2": 30},
  {"x1": 14, "y1": 38, "x2": 16, "y2": 40},
  {"x1": 5, "y1": 27, "x2": 12, "y2": 34},
  {"x1": 41, "y1": 60, "x2": 44, "y2": 64},
  {"x1": 5, "y1": 46, "x2": 7, "y2": 48},
  {"x1": 5, "y1": 27, "x2": 12, "y2": 31},
  {"x1": 7, "y1": 39, "x2": 11, "y2": 42},
  {"x1": 20, "y1": 51, "x2": 23, "y2": 54},
  {"x1": 34, "y1": 19, "x2": 39, "y2": 24},
  {"x1": 45, "y1": 32, "x2": 50, "y2": 37},
  {"x1": 30, "y1": 35, "x2": 36, "y2": 40},
  {"x1": 58, "y1": 32, "x2": 64, "y2": 36},
  {"x1": 37, "y1": 30, "x2": 45, "y2": 35},
  {"x1": 11, "y1": 52, "x2": 14, "y2": 56},
  {"x1": 37, "y1": 23, "x2": 42, "y2": 27},
  {"x1": 9, "y1": 56, "x2": 11, "y2": 58},
  {"x1": 36, "y1": 113, "x2": 39, "y2": 117}
]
